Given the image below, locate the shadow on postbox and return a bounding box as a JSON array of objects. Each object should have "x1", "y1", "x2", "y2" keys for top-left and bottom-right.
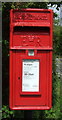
[{"x1": 9, "y1": 9, "x2": 53, "y2": 110}]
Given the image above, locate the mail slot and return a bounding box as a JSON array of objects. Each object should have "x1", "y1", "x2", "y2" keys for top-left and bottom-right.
[{"x1": 9, "y1": 9, "x2": 53, "y2": 110}]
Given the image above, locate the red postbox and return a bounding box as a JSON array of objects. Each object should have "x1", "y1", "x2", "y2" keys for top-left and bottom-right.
[{"x1": 9, "y1": 9, "x2": 53, "y2": 110}]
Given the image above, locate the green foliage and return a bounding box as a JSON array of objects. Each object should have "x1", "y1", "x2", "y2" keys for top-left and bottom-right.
[
  {"x1": 2, "y1": 105, "x2": 14, "y2": 119},
  {"x1": 2, "y1": 2, "x2": 61, "y2": 10},
  {"x1": 53, "y1": 25, "x2": 62, "y2": 56},
  {"x1": 59, "y1": 26, "x2": 62, "y2": 56},
  {"x1": 53, "y1": 24, "x2": 60, "y2": 55},
  {"x1": 44, "y1": 63, "x2": 61, "y2": 119},
  {"x1": 14, "y1": 110, "x2": 24, "y2": 119},
  {"x1": 48, "y1": 2, "x2": 61, "y2": 10},
  {"x1": 24, "y1": 2, "x2": 48, "y2": 9},
  {"x1": 2, "y1": 2, "x2": 48, "y2": 10}
]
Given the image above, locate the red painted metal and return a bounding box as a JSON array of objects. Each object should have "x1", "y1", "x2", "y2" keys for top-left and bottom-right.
[{"x1": 9, "y1": 9, "x2": 53, "y2": 110}]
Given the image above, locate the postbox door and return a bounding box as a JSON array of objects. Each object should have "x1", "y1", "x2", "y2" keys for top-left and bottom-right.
[{"x1": 10, "y1": 50, "x2": 52, "y2": 108}]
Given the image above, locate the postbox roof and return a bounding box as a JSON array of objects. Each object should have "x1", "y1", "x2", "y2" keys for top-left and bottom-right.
[{"x1": 10, "y1": 8, "x2": 53, "y2": 27}]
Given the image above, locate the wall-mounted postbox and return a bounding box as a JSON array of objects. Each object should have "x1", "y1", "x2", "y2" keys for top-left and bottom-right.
[{"x1": 9, "y1": 9, "x2": 53, "y2": 110}]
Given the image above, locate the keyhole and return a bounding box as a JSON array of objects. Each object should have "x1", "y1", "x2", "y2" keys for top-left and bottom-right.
[{"x1": 18, "y1": 77, "x2": 20, "y2": 80}]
